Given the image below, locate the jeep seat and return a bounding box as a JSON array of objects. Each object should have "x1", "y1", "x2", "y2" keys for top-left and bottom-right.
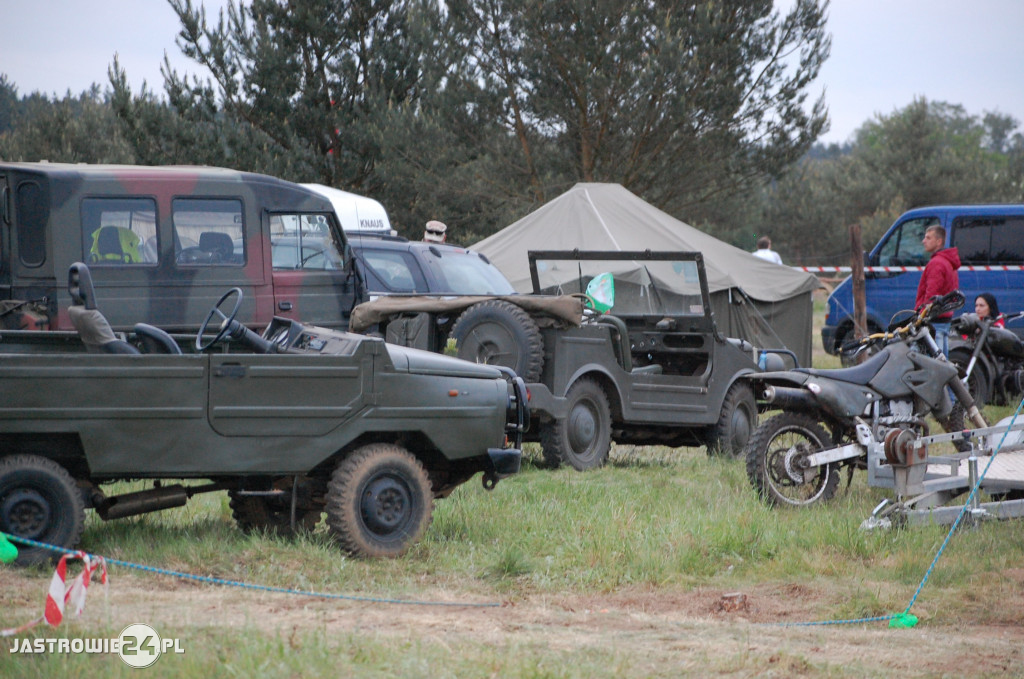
[{"x1": 67, "y1": 262, "x2": 140, "y2": 354}]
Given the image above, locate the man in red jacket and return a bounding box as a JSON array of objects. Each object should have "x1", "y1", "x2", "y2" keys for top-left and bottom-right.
[{"x1": 915, "y1": 224, "x2": 960, "y2": 355}]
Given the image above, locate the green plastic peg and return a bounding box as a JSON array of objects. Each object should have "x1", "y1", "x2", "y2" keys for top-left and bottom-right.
[
  {"x1": 888, "y1": 613, "x2": 918, "y2": 629},
  {"x1": 0, "y1": 532, "x2": 18, "y2": 564}
]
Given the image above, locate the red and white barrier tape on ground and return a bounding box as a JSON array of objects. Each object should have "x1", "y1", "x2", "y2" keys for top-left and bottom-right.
[
  {"x1": 793, "y1": 265, "x2": 1024, "y2": 273},
  {"x1": 1, "y1": 552, "x2": 108, "y2": 637}
]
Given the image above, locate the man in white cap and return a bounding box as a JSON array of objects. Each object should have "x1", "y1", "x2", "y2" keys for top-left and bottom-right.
[{"x1": 424, "y1": 220, "x2": 447, "y2": 243}]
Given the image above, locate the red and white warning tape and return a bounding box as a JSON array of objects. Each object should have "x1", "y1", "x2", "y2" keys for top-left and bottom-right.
[
  {"x1": 1, "y1": 552, "x2": 107, "y2": 637},
  {"x1": 793, "y1": 265, "x2": 1024, "y2": 273}
]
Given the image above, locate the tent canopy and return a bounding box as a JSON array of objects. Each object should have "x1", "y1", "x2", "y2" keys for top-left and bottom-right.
[{"x1": 472, "y1": 183, "x2": 822, "y2": 365}]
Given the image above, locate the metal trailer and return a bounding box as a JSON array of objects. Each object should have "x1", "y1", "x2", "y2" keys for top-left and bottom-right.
[{"x1": 863, "y1": 417, "x2": 1024, "y2": 528}]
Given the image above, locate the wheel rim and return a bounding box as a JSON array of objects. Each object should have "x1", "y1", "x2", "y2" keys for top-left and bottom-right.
[
  {"x1": 360, "y1": 474, "x2": 412, "y2": 538},
  {"x1": 1, "y1": 488, "x2": 52, "y2": 539},
  {"x1": 464, "y1": 323, "x2": 518, "y2": 368},
  {"x1": 567, "y1": 399, "x2": 599, "y2": 459},
  {"x1": 764, "y1": 426, "x2": 833, "y2": 505}
]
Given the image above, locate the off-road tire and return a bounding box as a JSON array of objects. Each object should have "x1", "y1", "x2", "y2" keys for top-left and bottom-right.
[
  {"x1": 540, "y1": 377, "x2": 612, "y2": 471},
  {"x1": 0, "y1": 455, "x2": 85, "y2": 565},
  {"x1": 940, "y1": 402, "x2": 967, "y2": 440},
  {"x1": 745, "y1": 412, "x2": 840, "y2": 507},
  {"x1": 705, "y1": 382, "x2": 757, "y2": 459},
  {"x1": 449, "y1": 300, "x2": 544, "y2": 383},
  {"x1": 943, "y1": 349, "x2": 990, "y2": 452},
  {"x1": 939, "y1": 397, "x2": 989, "y2": 453},
  {"x1": 229, "y1": 480, "x2": 321, "y2": 538},
  {"x1": 949, "y1": 349, "x2": 990, "y2": 407},
  {"x1": 325, "y1": 443, "x2": 433, "y2": 558}
]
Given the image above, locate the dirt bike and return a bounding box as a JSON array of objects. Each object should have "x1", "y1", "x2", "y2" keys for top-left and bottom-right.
[
  {"x1": 948, "y1": 311, "x2": 1024, "y2": 409},
  {"x1": 743, "y1": 290, "x2": 988, "y2": 507}
]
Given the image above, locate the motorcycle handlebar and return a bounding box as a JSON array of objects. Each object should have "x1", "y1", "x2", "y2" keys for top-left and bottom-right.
[
  {"x1": 953, "y1": 309, "x2": 1024, "y2": 336},
  {"x1": 842, "y1": 290, "x2": 965, "y2": 354},
  {"x1": 926, "y1": 289, "x2": 966, "y2": 320}
]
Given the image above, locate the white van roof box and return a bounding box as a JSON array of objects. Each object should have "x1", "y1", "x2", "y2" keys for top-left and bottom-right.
[{"x1": 301, "y1": 183, "x2": 392, "y2": 234}]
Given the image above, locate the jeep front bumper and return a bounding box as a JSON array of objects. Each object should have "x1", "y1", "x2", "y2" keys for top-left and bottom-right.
[{"x1": 486, "y1": 447, "x2": 523, "y2": 478}]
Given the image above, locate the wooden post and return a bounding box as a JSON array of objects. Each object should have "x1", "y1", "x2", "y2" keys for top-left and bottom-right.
[{"x1": 850, "y1": 223, "x2": 867, "y2": 347}]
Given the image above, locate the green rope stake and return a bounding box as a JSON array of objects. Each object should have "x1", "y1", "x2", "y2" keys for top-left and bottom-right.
[
  {"x1": 888, "y1": 613, "x2": 918, "y2": 629},
  {"x1": 0, "y1": 532, "x2": 18, "y2": 564}
]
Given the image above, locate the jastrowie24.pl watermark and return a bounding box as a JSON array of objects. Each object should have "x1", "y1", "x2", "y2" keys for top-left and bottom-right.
[{"x1": 7, "y1": 623, "x2": 183, "y2": 668}]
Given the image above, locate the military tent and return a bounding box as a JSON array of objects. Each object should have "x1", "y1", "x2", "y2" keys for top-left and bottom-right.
[{"x1": 471, "y1": 183, "x2": 822, "y2": 366}]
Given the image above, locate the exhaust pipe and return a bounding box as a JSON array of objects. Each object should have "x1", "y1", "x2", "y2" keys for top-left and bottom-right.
[
  {"x1": 763, "y1": 385, "x2": 818, "y2": 411},
  {"x1": 94, "y1": 482, "x2": 226, "y2": 521}
]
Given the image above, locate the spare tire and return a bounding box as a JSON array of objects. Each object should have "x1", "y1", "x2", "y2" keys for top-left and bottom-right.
[{"x1": 449, "y1": 300, "x2": 544, "y2": 382}]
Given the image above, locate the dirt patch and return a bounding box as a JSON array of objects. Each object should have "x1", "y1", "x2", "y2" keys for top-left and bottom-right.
[{"x1": 5, "y1": 570, "x2": 1023, "y2": 676}]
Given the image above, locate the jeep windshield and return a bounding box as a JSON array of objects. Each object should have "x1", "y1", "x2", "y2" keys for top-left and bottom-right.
[{"x1": 528, "y1": 250, "x2": 711, "y2": 318}]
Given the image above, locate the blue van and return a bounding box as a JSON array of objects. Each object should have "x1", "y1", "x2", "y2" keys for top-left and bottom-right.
[{"x1": 822, "y1": 205, "x2": 1024, "y2": 354}]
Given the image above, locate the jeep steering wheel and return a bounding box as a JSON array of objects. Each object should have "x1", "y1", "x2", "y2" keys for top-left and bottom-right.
[{"x1": 196, "y1": 288, "x2": 244, "y2": 351}]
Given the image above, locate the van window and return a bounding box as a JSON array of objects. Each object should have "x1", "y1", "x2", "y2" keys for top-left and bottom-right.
[
  {"x1": 270, "y1": 214, "x2": 343, "y2": 270},
  {"x1": 82, "y1": 198, "x2": 158, "y2": 266},
  {"x1": 16, "y1": 181, "x2": 47, "y2": 267},
  {"x1": 173, "y1": 198, "x2": 244, "y2": 265},
  {"x1": 952, "y1": 216, "x2": 1024, "y2": 265},
  {"x1": 874, "y1": 217, "x2": 937, "y2": 267}
]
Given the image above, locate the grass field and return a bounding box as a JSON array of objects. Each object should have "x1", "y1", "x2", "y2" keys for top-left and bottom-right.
[{"x1": 3, "y1": 296, "x2": 1024, "y2": 677}]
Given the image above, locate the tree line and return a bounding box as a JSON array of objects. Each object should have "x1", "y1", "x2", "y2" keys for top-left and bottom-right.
[{"x1": 1, "y1": 0, "x2": 1022, "y2": 263}]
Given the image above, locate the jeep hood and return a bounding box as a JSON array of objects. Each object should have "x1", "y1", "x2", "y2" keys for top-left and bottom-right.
[{"x1": 385, "y1": 343, "x2": 504, "y2": 379}]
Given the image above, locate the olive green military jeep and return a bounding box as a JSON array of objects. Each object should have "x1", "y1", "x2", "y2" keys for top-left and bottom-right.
[
  {"x1": 0, "y1": 264, "x2": 525, "y2": 564},
  {"x1": 352, "y1": 251, "x2": 792, "y2": 470}
]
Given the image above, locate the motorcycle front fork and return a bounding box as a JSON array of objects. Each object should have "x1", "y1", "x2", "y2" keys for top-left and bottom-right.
[{"x1": 922, "y1": 331, "x2": 988, "y2": 429}]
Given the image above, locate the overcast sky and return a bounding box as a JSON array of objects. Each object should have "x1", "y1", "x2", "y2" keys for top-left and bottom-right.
[{"x1": 1, "y1": 1, "x2": 1022, "y2": 145}]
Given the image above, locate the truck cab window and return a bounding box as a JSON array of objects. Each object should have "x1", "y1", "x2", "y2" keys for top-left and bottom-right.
[
  {"x1": 173, "y1": 198, "x2": 244, "y2": 266},
  {"x1": 270, "y1": 213, "x2": 343, "y2": 270},
  {"x1": 81, "y1": 197, "x2": 158, "y2": 266}
]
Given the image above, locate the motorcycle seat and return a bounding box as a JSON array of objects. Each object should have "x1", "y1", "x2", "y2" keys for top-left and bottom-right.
[{"x1": 793, "y1": 348, "x2": 890, "y2": 385}]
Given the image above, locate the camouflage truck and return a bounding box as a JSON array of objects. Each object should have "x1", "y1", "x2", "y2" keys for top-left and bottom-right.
[
  {"x1": 0, "y1": 162, "x2": 363, "y2": 332},
  {"x1": 0, "y1": 263, "x2": 525, "y2": 564}
]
